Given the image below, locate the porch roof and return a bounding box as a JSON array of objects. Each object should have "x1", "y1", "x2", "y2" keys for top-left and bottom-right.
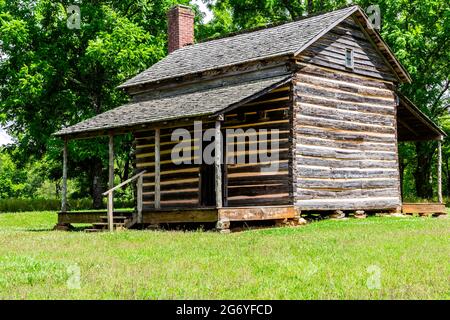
[
  {"x1": 54, "y1": 75, "x2": 291, "y2": 139},
  {"x1": 397, "y1": 93, "x2": 446, "y2": 141}
]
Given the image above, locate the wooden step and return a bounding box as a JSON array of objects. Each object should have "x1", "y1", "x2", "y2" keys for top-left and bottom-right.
[
  {"x1": 99, "y1": 216, "x2": 129, "y2": 221},
  {"x1": 100, "y1": 215, "x2": 129, "y2": 219},
  {"x1": 84, "y1": 228, "x2": 104, "y2": 233},
  {"x1": 92, "y1": 222, "x2": 125, "y2": 227}
]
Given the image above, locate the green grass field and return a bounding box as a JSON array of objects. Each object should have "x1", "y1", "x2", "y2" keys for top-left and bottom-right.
[{"x1": 0, "y1": 211, "x2": 448, "y2": 299}]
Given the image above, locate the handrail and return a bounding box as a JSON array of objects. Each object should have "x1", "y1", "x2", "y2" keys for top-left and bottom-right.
[
  {"x1": 103, "y1": 170, "x2": 146, "y2": 231},
  {"x1": 103, "y1": 170, "x2": 146, "y2": 196}
]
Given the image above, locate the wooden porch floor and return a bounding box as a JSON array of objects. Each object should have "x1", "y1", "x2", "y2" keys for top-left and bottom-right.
[
  {"x1": 57, "y1": 205, "x2": 299, "y2": 226},
  {"x1": 402, "y1": 203, "x2": 447, "y2": 215},
  {"x1": 57, "y1": 203, "x2": 447, "y2": 229}
]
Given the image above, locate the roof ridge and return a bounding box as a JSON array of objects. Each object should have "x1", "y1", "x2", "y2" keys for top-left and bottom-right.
[
  {"x1": 196, "y1": 5, "x2": 358, "y2": 44},
  {"x1": 118, "y1": 5, "x2": 359, "y2": 89}
]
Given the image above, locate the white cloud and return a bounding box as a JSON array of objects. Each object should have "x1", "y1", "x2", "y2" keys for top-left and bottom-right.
[
  {"x1": 0, "y1": 127, "x2": 12, "y2": 146},
  {"x1": 193, "y1": 0, "x2": 214, "y2": 23}
]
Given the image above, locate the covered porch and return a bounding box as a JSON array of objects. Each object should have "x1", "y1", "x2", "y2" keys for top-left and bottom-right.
[
  {"x1": 54, "y1": 75, "x2": 299, "y2": 232},
  {"x1": 396, "y1": 93, "x2": 447, "y2": 216}
]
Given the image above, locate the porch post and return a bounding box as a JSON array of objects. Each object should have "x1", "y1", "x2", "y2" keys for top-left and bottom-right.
[
  {"x1": 108, "y1": 133, "x2": 114, "y2": 190},
  {"x1": 215, "y1": 116, "x2": 223, "y2": 208},
  {"x1": 108, "y1": 133, "x2": 114, "y2": 231},
  {"x1": 154, "y1": 128, "x2": 161, "y2": 209},
  {"x1": 61, "y1": 138, "x2": 68, "y2": 212},
  {"x1": 438, "y1": 138, "x2": 443, "y2": 203}
]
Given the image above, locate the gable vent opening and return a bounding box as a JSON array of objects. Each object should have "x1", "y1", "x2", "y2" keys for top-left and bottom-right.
[{"x1": 345, "y1": 48, "x2": 354, "y2": 69}]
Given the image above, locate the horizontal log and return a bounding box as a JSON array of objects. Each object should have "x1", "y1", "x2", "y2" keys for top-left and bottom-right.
[
  {"x1": 143, "y1": 177, "x2": 198, "y2": 188},
  {"x1": 296, "y1": 145, "x2": 397, "y2": 160},
  {"x1": 295, "y1": 197, "x2": 400, "y2": 210},
  {"x1": 225, "y1": 103, "x2": 289, "y2": 117},
  {"x1": 402, "y1": 203, "x2": 446, "y2": 214},
  {"x1": 296, "y1": 126, "x2": 396, "y2": 143},
  {"x1": 227, "y1": 161, "x2": 289, "y2": 174},
  {"x1": 218, "y1": 206, "x2": 296, "y2": 221},
  {"x1": 297, "y1": 136, "x2": 396, "y2": 152},
  {"x1": 227, "y1": 197, "x2": 291, "y2": 206},
  {"x1": 297, "y1": 156, "x2": 398, "y2": 169},
  {"x1": 295, "y1": 94, "x2": 395, "y2": 116},
  {"x1": 143, "y1": 191, "x2": 198, "y2": 202},
  {"x1": 227, "y1": 173, "x2": 289, "y2": 185},
  {"x1": 297, "y1": 103, "x2": 394, "y2": 126},
  {"x1": 295, "y1": 72, "x2": 394, "y2": 98},
  {"x1": 299, "y1": 50, "x2": 393, "y2": 77},
  {"x1": 296, "y1": 63, "x2": 394, "y2": 89},
  {"x1": 296, "y1": 178, "x2": 399, "y2": 189},
  {"x1": 297, "y1": 167, "x2": 399, "y2": 179},
  {"x1": 227, "y1": 184, "x2": 289, "y2": 197},
  {"x1": 295, "y1": 115, "x2": 395, "y2": 134},
  {"x1": 143, "y1": 182, "x2": 199, "y2": 193},
  {"x1": 295, "y1": 84, "x2": 394, "y2": 107},
  {"x1": 142, "y1": 209, "x2": 218, "y2": 223},
  {"x1": 296, "y1": 187, "x2": 400, "y2": 199},
  {"x1": 297, "y1": 57, "x2": 396, "y2": 82},
  {"x1": 58, "y1": 211, "x2": 132, "y2": 224},
  {"x1": 143, "y1": 199, "x2": 199, "y2": 207}
]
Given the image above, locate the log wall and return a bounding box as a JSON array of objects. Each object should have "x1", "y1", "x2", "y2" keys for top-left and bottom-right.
[
  {"x1": 223, "y1": 85, "x2": 292, "y2": 206},
  {"x1": 134, "y1": 122, "x2": 214, "y2": 209},
  {"x1": 293, "y1": 18, "x2": 402, "y2": 211},
  {"x1": 297, "y1": 17, "x2": 398, "y2": 82}
]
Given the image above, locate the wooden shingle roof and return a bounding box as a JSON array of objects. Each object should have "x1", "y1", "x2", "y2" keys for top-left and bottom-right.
[
  {"x1": 119, "y1": 6, "x2": 357, "y2": 88},
  {"x1": 54, "y1": 75, "x2": 291, "y2": 137}
]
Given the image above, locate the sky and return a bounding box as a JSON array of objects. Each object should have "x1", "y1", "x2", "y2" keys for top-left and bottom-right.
[
  {"x1": 0, "y1": 127, "x2": 12, "y2": 146},
  {"x1": 193, "y1": 0, "x2": 214, "y2": 22},
  {"x1": 0, "y1": 1, "x2": 213, "y2": 147}
]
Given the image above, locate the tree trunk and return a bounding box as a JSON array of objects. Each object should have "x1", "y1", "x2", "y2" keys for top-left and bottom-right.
[
  {"x1": 307, "y1": 0, "x2": 313, "y2": 14},
  {"x1": 399, "y1": 159, "x2": 407, "y2": 198},
  {"x1": 414, "y1": 142, "x2": 434, "y2": 199}
]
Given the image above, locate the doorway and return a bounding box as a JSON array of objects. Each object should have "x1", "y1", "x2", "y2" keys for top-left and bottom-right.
[{"x1": 200, "y1": 164, "x2": 216, "y2": 206}]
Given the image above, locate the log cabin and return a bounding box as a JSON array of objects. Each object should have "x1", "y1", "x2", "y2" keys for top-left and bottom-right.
[{"x1": 54, "y1": 5, "x2": 447, "y2": 232}]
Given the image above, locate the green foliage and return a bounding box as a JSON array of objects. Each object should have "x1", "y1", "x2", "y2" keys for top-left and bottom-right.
[
  {"x1": 0, "y1": 0, "x2": 195, "y2": 205},
  {"x1": 0, "y1": 152, "x2": 27, "y2": 198}
]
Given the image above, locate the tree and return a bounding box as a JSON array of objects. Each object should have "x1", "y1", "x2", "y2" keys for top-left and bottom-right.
[{"x1": 0, "y1": 0, "x2": 196, "y2": 207}]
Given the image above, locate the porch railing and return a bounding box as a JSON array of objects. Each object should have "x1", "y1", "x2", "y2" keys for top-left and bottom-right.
[{"x1": 102, "y1": 170, "x2": 146, "y2": 231}]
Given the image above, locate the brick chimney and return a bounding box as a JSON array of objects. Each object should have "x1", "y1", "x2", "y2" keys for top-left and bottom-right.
[{"x1": 167, "y1": 5, "x2": 195, "y2": 54}]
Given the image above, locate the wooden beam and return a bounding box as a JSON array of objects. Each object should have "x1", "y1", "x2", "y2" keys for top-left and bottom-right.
[
  {"x1": 142, "y1": 208, "x2": 218, "y2": 224},
  {"x1": 61, "y1": 138, "x2": 68, "y2": 212},
  {"x1": 397, "y1": 118, "x2": 419, "y2": 137},
  {"x1": 438, "y1": 139, "x2": 443, "y2": 203},
  {"x1": 154, "y1": 128, "x2": 161, "y2": 209},
  {"x1": 107, "y1": 193, "x2": 113, "y2": 231},
  {"x1": 108, "y1": 133, "x2": 114, "y2": 231},
  {"x1": 137, "y1": 174, "x2": 143, "y2": 223},
  {"x1": 102, "y1": 170, "x2": 146, "y2": 195},
  {"x1": 215, "y1": 117, "x2": 223, "y2": 208},
  {"x1": 402, "y1": 202, "x2": 446, "y2": 214},
  {"x1": 58, "y1": 210, "x2": 132, "y2": 224},
  {"x1": 218, "y1": 206, "x2": 297, "y2": 221},
  {"x1": 108, "y1": 134, "x2": 114, "y2": 189}
]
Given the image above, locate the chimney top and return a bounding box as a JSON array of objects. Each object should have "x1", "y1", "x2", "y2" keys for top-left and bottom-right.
[{"x1": 167, "y1": 5, "x2": 195, "y2": 54}]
